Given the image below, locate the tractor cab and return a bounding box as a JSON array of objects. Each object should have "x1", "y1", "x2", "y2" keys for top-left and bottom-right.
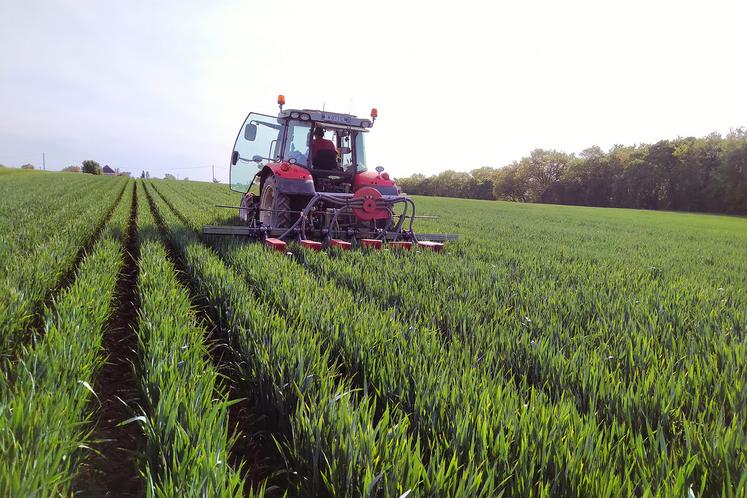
[{"x1": 229, "y1": 107, "x2": 375, "y2": 196}]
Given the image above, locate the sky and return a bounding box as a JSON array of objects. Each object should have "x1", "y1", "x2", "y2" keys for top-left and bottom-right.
[{"x1": 1, "y1": 0, "x2": 745, "y2": 182}]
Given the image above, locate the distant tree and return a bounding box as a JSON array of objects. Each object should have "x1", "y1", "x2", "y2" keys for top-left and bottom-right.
[
  {"x1": 117, "y1": 171, "x2": 131, "y2": 177},
  {"x1": 493, "y1": 164, "x2": 529, "y2": 201},
  {"x1": 182, "y1": 177, "x2": 189, "y2": 181},
  {"x1": 81, "y1": 160, "x2": 101, "y2": 175},
  {"x1": 397, "y1": 168, "x2": 500, "y2": 199},
  {"x1": 20, "y1": 163, "x2": 34, "y2": 170},
  {"x1": 672, "y1": 134, "x2": 722, "y2": 212},
  {"x1": 645, "y1": 140, "x2": 677, "y2": 209},
  {"x1": 62, "y1": 165, "x2": 81, "y2": 173},
  {"x1": 718, "y1": 129, "x2": 747, "y2": 213},
  {"x1": 395, "y1": 173, "x2": 427, "y2": 195},
  {"x1": 560, "y1": 147, "x2": 613, "y2": 206},
  {"x1": 524, "y1": 149, "x2": 573, "y2": 203},
  {"x1": 429, "y1": 170, "x2": 473, "y2": 197},
  {"x1": 469, "y1": 167, "x2": 501, "y2": 199},
  {"x1": 164, "y1": 173, "x2": 176, "y2": 180},
  {"x1": 490, "y1": 149, "x2": 572, "y2": 203},
  {"x1": 140, "y1": 171, "x2": 145, "y2": 179},
  {"x1": 145, "y1": 171, "x2": 150, "y2": 179}
]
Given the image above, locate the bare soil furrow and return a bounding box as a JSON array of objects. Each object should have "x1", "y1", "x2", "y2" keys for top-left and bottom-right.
[{"x1": 75, "y1": 183, "x2": 144, "y2": 497}]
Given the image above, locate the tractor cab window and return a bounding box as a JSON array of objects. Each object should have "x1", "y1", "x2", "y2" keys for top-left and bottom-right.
[
  {"x1": 354, "y1": 132, "x2": 367, "y2": 172},
  {"x1": 230, "y1": 113, "x2": 280, "y2": 192},
  {"x1": 307, "y1": 127, "x2": 365, "y2": 173},
  {"x1": 284, "y1": 122, "x2": 311, "y2": 167},
  {"x1": 338, "y1": 130, "x2": 353, "y2": 170}
]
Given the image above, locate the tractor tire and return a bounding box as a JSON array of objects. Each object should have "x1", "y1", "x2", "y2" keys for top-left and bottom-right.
[
  {"x1": 239, "y1": 192, "x2": 255, "y2": 223},
  {"x1": 259, "y1": 176, "x2": 292, "y2": 228}
]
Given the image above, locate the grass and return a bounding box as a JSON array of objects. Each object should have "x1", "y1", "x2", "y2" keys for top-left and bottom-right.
[
  {"x1": 0, "y1": 171, "x2": 127, "y2": 365},
  {"x1": 143, "y1": 182, "x2": 430, "y2": 497},
  {"x1": 0, "y1": 180, "x2": 132, "y2": 496},
  {"x1": 0, "y1": 170, "x2": 744, "y2": 497},
  {"x1": 151, "y1": 179, "x2": 746, "y2": 497},
  {"x1": 134, "y1": 201, "x2": 244, "y2": 497}
]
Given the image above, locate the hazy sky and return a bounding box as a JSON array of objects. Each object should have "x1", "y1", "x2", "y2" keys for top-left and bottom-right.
[{"x1": 1, "y1": 0, "x2": 745, "y2": 182}]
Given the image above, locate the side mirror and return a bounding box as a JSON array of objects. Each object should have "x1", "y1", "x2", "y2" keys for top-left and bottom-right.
[
  {"x1": 251, "y1": 155, "x2": 264, "y2": 163},
  {"x1": 339, "y1": 146, "x2": 352, "y2": 154},
  {"x1": 244, "y1": 123, "x2": 258, "y2": 141},
  {"x1": 231, "y1": 150, "x2": 239, "y2": 165}
]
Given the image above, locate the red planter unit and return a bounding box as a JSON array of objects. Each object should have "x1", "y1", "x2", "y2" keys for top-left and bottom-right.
[
  {"x1": 330, "y1": 239, "x2": 352, "y2": 250},
  {"x1": 389, "y1": 241, "x2": 413, "y2": 250},
  {"x1": 417, "y1": 241, "x2": 444, "y2": 253},
  {"x1": 300, "y1": 239, "x2": 323, "y2": 251},
  {"x1": 360, "y1": 239, "x2": 383, "y2": 250},
  {"x1": 264, "y1": 238, "x2": 287, "y2": 252}
]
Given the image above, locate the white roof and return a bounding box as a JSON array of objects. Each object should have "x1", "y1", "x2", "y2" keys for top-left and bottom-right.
[{"x1": 279, "y1": 108, "x2": 373, "y2": 129}]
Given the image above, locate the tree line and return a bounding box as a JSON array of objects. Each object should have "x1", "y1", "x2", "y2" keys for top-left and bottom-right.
[
  {"x1": 2, "y1": 160, "x2": 137, "y2": 177},
  {"x1": 396, "y1": 130, "x2": 747, "y2": 214},
  {"x1": 2, "y1": 160, "x2": 105, "y2": 174}
]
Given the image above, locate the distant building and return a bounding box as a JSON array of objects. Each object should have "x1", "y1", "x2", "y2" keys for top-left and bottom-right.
[{"x1": 102, "y1": 165, "x2": 116, "y2": 176}]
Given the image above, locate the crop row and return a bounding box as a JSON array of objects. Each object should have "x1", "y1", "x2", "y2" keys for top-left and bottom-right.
[
  {"x1": 143, "y1": 183, "x2": 459, "y2": 497},
  {"x1": 0, "y1": 172, "x2": 128, "y2": 364},
  {"x1": 0, "y1": 180, "x2": 132, "y2": 496},
  {"x1": 151, "y1": 179, "x2": 746, "y2": 497},
  {"x1": 133, "y1": 197, "x2": 244, "y2": 496}
]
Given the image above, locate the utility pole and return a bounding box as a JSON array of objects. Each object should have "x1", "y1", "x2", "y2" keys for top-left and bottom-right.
[
  {"x1": 212, "y1": 164, "x2": 215, "y2": 182},
  {"x1": 42, "y1": 152, "x2": 45, "y2": 170}
]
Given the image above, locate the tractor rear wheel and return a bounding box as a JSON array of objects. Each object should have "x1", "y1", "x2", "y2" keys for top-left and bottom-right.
[
  {"x1": 239, "y1": 192, "x2": 255, "y2": 223},
  {"x1": 259, "y1": 176, "x2": 292, "y2": 228}
]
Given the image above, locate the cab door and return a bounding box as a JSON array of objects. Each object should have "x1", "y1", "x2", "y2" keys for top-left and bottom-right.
[{"x1": 229, "y1": 113, "x2": 282, "y2": 192}]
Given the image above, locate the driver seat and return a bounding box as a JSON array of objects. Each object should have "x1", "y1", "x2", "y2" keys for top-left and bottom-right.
[{"x1": 313, "y1": 149, "x2": 338, "y2": 170}]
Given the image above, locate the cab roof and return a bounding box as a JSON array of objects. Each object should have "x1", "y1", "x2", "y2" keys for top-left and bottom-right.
[{"x1": 278, "y1": 108, "x2": 373, "y2": 130}]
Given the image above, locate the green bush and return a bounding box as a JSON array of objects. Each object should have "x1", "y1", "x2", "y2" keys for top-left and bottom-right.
[{"x1": 81, "y1": 160, "x2": 101, "y2": 175}]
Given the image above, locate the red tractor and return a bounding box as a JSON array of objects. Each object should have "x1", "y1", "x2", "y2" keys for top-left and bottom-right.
[{"x1": 203, "y1": 96, "x2": 455, "y2": 249}]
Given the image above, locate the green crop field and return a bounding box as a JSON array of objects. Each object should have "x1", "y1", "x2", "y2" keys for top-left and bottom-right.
[{"x1": 0, "y1": 168, "x2": 745, "y2": 497}]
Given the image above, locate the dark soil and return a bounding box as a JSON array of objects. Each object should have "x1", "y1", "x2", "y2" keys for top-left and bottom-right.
[
  {"x1": 207, "y1": 329, "x2": 289, "y2": 496},
  {"x1": 74, "y1": 183, "x2": 144, "y2": 497}
]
